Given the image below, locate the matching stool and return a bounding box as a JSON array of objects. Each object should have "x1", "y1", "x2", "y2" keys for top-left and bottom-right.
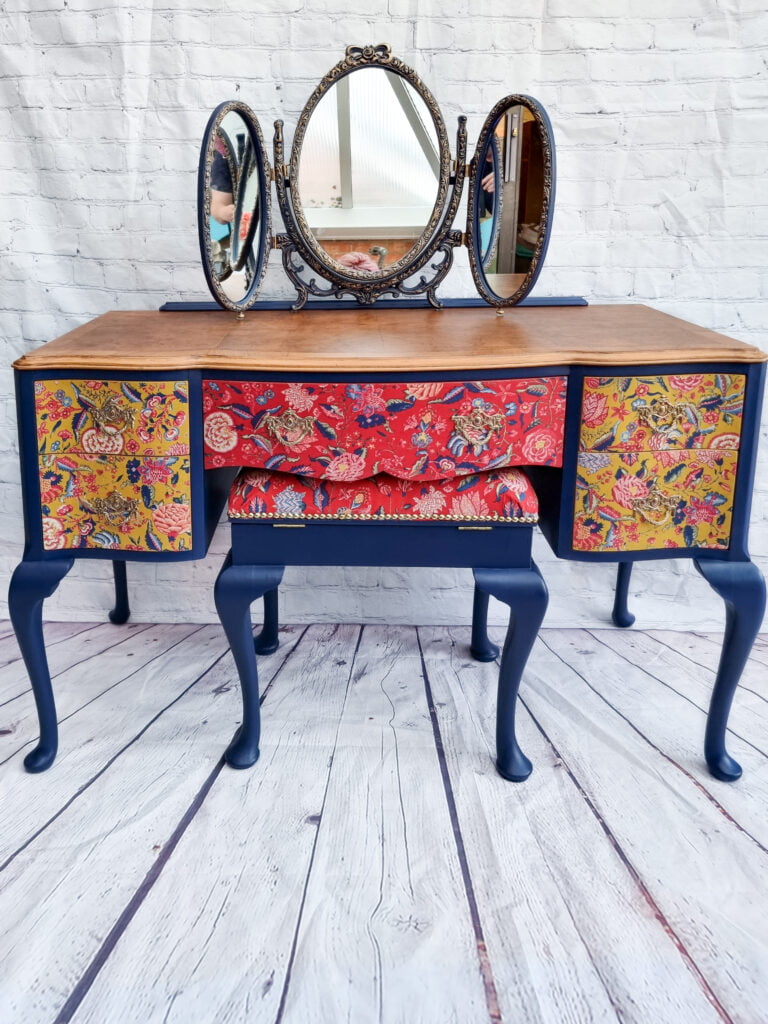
[{"x1": 214, "y1": 464, "x2": 548, "y2": 781}]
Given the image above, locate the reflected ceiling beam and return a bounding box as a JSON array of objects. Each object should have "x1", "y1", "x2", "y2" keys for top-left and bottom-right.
[
  {"x1": 386, "y1": 74, "x2": 440, "y2": 178},
  {"x1": 336, "y1": 75, "x2": 353, "y2": 209}
]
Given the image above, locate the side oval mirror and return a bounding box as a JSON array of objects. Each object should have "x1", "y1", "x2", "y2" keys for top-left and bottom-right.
[
  {"x1": 466, "y1": 96, "x2": 555, "y2": 307},
  {"x1": 197, "y1": 101, "x2": 271, "y2": 312}
]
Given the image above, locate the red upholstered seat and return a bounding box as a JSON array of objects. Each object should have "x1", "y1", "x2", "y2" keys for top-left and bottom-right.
[{"x1": 228, "y1": 466, "x2": 538, "y2": 523}]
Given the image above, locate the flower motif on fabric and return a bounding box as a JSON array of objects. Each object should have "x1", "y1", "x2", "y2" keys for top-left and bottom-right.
[
  {"x1": 325, "y1": 451, "x2": 368, "y2": 481},
  {"x1": 204, "y1": 411, "x2": 238, "y2": 453},
  {"x1": 229, "y1": 467, "x2": 538, "y2": 521},
  {"x1": 284, "y1": 382, "x2": 316, "y2": 413},
  {"x1": 153, "y1": 502, "x2": 192, "y2": 535},
  {"x1": 42, "y1": 516, "x2": 67, "y2": 551}
]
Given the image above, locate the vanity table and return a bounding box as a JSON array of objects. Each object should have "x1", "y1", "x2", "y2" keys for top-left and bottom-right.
[
  {"x1": 9, "y1": 45, "x2": 766, "y2": 781},
  {"x1": 10, "y1": 302, "x2": 767, "y2": 780}
]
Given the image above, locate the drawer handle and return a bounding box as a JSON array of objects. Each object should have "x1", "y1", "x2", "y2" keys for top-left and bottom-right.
[
  {"x1": 635, "y1": 398, "x2": 694, "y2": 435},
  {"x1": 92, "y1": 395, "x2": 135, "y2": 435},
  {"x1": 263, "y1": 409, "x2": 315, "y2": 446},
  {"x1": 630, "y1": 486, "x2": 679, "y2": 526},
  {"x1": 89, "y1": 490, "x2": 139, "y2": 524},
  {"x1": 452, "y1": 409, "x2": 504, "y2": 451}
]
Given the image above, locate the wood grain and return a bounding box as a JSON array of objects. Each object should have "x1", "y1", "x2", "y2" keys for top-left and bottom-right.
[{"x1": 12, "y1": 305, "x2": 767, "y2": 372}]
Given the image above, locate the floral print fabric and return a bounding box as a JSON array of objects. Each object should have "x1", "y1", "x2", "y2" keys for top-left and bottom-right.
[
  {"x1": 229, "y1": 466, "x2": 539, "y2": 523},
  {"x1": 35, "y1": 379, "x2": 192, "y2": 552},
  {"x1": 204, "y1": 377, "x2": 567, "y2": 480},
  {"x1": 573, "y1": 373, "x2": 744, "y2": 552}
]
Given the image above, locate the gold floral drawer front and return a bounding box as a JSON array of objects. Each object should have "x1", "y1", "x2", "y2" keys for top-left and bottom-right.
[
  {"x1": 579, "y1": 373, "x2": 745, "y2": 452},
  {"x1": 573, "y1": 371, "x2": 744, "y2": 553},
  {"x1": 34, "y1": 379, "x2": 190, "y2": 458},
  {"x1": 35, "y1": 380, "x2": 192, "y2": 553}
]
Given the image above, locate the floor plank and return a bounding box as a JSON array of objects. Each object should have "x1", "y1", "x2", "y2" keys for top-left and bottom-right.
[{"x1": 0, "y1": 623, "x2": 201, "y2": 770}]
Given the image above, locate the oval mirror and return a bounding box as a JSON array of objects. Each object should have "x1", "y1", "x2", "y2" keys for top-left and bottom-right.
[
  {"x1": 289, "y1": 50, "x2": 451, "y2": 282},
  {"x1": 467, "y1": 96, "x2": 555, "y2": 306},
  {"x1": 197, "y1": 101, "x2": 271, "y2": 311}
]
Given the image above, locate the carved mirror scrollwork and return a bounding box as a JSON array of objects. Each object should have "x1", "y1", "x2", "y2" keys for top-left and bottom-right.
[
  {"x1": 197, "y1": 101, "x2": 271, "y2": 312},
  {"x1": 197, "y1": 48, "x2": 555, "y2": 311}
]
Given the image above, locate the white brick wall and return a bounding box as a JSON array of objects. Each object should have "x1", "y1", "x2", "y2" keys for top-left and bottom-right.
[{"x1": 2, "y1": 0, "x2": 767, "y2": 631}]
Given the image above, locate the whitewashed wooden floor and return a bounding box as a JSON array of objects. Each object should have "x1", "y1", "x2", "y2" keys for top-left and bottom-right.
[{"x1": 1, "y1": 618, "x2": 767, "y2": 1024}]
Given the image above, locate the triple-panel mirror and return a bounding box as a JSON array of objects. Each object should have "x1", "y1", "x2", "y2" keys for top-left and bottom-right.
[{"x1": 197, "y1": 45, "x2": 554, "y2": 311}]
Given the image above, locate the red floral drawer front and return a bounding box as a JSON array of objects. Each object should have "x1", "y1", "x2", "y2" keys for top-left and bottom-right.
[
  {"x1": 229, "y1": 467, "x2": 538, "y2": 523},
  {"x1": 203, "y1": 377, "x2": 567, "y2": 481}
]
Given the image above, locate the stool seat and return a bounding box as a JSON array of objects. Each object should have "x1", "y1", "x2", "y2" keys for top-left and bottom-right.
[{"x1": 228, "y1": 466, "x2": 539, "y2": 523}]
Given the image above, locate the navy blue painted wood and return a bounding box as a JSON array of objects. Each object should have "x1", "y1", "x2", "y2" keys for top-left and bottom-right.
[
  {"x1": 213, "y1": 557, "x2": 284, "y2": 768},
  {"x1": 612, "y1": 562, "x2": 636, "y2": 628},
  {"x1": 160, "y1": 296, "x2": 588, "y2": 312},
  {"x1": 694, "y1": 559, "x2": 767, "y2": 781},
  {"x1": 470, "y1": 585, "x2": 500, "y2": 662},
  {"x1": 8, "y1": 558, "x2": 74, "y2": 772},
  {"x1": 230, "y1": 520, "x2": 534, "y2": 569},
  {"x1": 109, "y1": 561, "x2": 130, "y2": 624},
  {"x1": 474, "y1": 563, "x2": 549, "y2": 781},
  {"x1": 254, "y1": 589, "x2": 280, "y2": 655}
]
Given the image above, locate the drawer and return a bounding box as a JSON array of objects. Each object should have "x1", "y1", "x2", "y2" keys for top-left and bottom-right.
[
  {"x1": 579, "y1": 373, "x2": 744, "y2": 453},
  {"x1": 572, "y1": 449, "x2": 738, "y2": 553},
  {"x1": 38, "y1": 453, "x2": 193, "y2": 552},
  {"x1": 34, "y1": 379, "x2": 190, "y2": 459},
  {"x1": 202, "y1": 376, "x2": 568, "y2": 478}
]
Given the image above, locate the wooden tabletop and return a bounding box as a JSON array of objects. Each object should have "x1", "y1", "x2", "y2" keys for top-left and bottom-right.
[{"x1": 12, "y1": 304, "x2": 767, "y2": 373}]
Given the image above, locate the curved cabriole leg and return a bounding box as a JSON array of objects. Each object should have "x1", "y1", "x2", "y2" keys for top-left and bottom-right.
[
  {"x1": 214, "y1": 555, "x2": 284, "y2": 769},
  {"x1": 8, "y1": 558, "x2": 74, "y2": 773},
  {"x1": 109, "y1": 559, "x2": 130, "y2": 624},
  {"x1": 470, "y1": 584, "x2": 500, "y2": 662},
  {"x1": 474, "y1": 563, "x2": 549, "y2": 782},
  {"x1": 254, "y1": 587, "x2": 279, "y2": 656},
  {"x1": 695, "y1": 559, "x2": 766, "y2": 782},
  {"x1": 612, "y1": 561, "x2": 636, "y2": 628}
]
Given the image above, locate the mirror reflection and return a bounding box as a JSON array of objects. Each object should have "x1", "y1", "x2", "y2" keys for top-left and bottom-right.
[
  {"x1": 474, "y1": 102, "x2": 549, "y2": 301},
  {"x1": 296, "y1": 67, "x2": 442, "y2": 274},
  {"x1": 204, "y1": 109, "x2": 262, "y2": 303}
]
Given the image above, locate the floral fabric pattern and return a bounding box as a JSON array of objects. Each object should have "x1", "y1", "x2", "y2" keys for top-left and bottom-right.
[
  {"x1": 573, "y1": 372, "x2": 743, "y2": 552},
  {"x1": 578, "y1": 373, "x2": 744, "y2": 452},
  {"x1": 229, "y1": 467, "x2": 539, "y2": 523},
  {"x1": 203, "y1": 377, "x2": 567, "y2": 480},
  {"x1": 35, "y1": 379, "x2": 192, "y2": 552}
]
